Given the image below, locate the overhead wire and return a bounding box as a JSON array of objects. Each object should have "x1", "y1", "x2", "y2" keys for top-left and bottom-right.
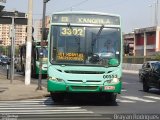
[
  {"x1": 33, "y1": 0, "x2": 130, "y2": 17},
  {"x1": 33, "y1": 0, "x2": 89, "y2": 17},
  {"x1": 57, "y1": 0, "x2": 89, "y2": 12}
]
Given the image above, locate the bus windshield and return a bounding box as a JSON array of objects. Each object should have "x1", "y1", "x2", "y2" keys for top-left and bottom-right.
[
  {"x1": 50, "y1": 25, "x2": 121, "y2": 66},
  {"x1": 37, "y1": 47, "x2": 48, "y2": 58}
]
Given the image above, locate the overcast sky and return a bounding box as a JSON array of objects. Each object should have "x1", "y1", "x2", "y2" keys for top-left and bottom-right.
[{"x1": 1, "y1": 0, "x2": 159, "y2": 33}]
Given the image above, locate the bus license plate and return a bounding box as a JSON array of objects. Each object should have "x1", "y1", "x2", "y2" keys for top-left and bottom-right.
[{"x1": 104, "y1": 86, "x2": 115, "y2": 90}]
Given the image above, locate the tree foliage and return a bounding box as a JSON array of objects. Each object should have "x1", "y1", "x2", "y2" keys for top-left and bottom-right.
[{"x1": 153, "y1": 52, "x2": 160, "y2": 60}]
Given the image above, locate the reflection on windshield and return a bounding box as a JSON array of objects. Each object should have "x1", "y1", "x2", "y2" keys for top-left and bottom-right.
[
  {"x1": 153, "y1": 63, "x2": 160, "y2": 72},
  {"x1": 67, "y1": 23, "x2": 81, "y2": 53},
  {"x1": 50, "y1": 25, "x2": 121, "y2": 66},
  {"x1": 91, "y1": 24, "x2": 104, "y2": 52}
]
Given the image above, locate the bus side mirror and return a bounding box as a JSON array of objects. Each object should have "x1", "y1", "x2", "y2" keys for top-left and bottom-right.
[{"x1": 43, "y1": 28, "x2": 49, "y2": 40}]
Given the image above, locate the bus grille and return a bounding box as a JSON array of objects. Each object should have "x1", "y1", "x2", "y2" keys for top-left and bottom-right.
[
  {"x1": 64, "y1": 70, "x2": 105, "y2": 74},
  {"x1": 68, "y1": 80, "x2": 83, "y2": 83},
  {"x1": 67, "y1": 80, "x2": 101, "y2": 83},
  {"x1": 71, "y1": 86, "x2": 98, "y2": 90}
]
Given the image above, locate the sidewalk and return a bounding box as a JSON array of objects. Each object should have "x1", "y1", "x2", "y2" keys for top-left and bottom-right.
[{"x1": 0, "y1": 74, "x2": 50, "y2": 101}]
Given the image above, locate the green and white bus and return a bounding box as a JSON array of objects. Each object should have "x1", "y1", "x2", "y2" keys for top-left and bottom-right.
[
  {"x1": 16, "y1": 40, "x2": 48, "y2": 78},
  {"x1": 47, "y1": 12, "x2": 122, "y2": 103}
]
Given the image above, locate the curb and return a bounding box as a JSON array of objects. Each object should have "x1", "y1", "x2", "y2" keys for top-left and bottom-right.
[{"x1": 0, "y1": 93, "x2": 50, "y2": 101}]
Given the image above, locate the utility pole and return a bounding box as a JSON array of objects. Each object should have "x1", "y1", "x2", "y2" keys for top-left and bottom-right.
[
  {"x1": 10, "y1": 11, "x2": 18, "y2": 83},
  {"x1": 10, "y1": 15, "x2": 15, "y2": 83},
  {"x1": 37, "y1": 0, "x2": 50, "y2": 90},
  {"x1": 25, "y1": 0, "x2": 33, "y2": 85},
  {"x1": 154, "y1": 0, "x2": 159, "y2": 26}
]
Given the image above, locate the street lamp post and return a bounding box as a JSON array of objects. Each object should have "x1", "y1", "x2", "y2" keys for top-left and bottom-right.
[
  {"x1": 148, "y1": 0, "x2": 159, "y2": 26},
  {"x1": 37, "y1": 0, "x2": 50, "y2": 90},
  {"x1": 155, "y1": 0, "x2": 159, "y2": 26},
  {"x1": 10, "y1": 11, "x2": 18, "y2": 83}
]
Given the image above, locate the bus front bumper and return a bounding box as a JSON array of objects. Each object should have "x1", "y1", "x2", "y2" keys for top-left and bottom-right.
[{"x1": 47, "y1": 80, "x2": 122, "y2": 94}]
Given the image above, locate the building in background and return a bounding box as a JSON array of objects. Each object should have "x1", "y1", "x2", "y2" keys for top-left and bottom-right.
[
  {"x1": 34, "y1": 20, "x2": 42, "y2": 41},
  {"x1": 123, "y1": 32, "x2": 134, "y2": 56},
  {"x1": 0, "y1": 24, "x2": 10, "y2": 46},
  {"x1": 0, "y1": 23, "x2": 27, "y2": 46},
  {"x1": 123, "y1": 26, "x2": 160, "y2": 56},
  {"x1": 0, "y1": 11, "x2": 50, "y2": 53},
  {"x1": 15, "y1": 25, "x2": 27, "y2": 46},
  {"x1": 34, "y1": 16, "x2": 50, "y2": 41},
  {"x1": 0, "y1": 24, "x2": 27, "y2": 55},
  {"x1": 134, "y1": 26, "x2": 160, "y2": 56},
  {"x1": 0, "y1": 11, "x2": 27, "y2": 46}
]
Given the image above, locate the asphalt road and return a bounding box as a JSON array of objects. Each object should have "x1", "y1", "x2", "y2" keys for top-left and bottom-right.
[
  {"x1": 0, "y1": 66, "x2": 160, "y2": 119},
  {"x1": 51, "y1": 73, "x2": 160, "y2": 114},
  {"x1": 84, "y1": 73, "x2": 160, "y2": 113}
]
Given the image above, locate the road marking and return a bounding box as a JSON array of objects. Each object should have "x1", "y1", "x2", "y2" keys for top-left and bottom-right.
[
  {"x1": 0, "y1": 111, "x2": 94, "y2": 114},
  {"x1": 122, "y1": 82, "x2": 137, "y2": 85},
  {"x1": 0, "y1": 99, "x2": 94, "y2": 115},
  {"x1": 121, "y1": 89, "x2": 127, "y2": 92},
  {"x1": 0, "y1": 100, "x2": 52, "y2": 103},
  {"x1": 144, "y1": 96, "x2": 160, "y2": 100},
  {"x1": 0, "y1": 107, "x2": 82, "y2": 110},
  {"x1": 121, "y1": 96, "x2": 156, "y2": 102},
  {"x1": 122, "y1": 82, "x2": 129, "y2": 84},
  {"x1": 116, "y1": 99, "x2": 135, "y2": 103}
]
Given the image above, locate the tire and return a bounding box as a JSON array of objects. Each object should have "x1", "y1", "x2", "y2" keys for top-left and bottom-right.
[
  {"x1": 50, "y1": 92, "x2": 64, "y2": 102},
  {"x1": 105, "y1": 93, "x2": 117, "y2": 103},
  {"x1": 143, "y1": 79, "x2": 149, "y2": 92}
]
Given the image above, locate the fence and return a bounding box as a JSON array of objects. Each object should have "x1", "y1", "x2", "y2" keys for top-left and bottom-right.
[{"x1": 123, "y1": 56, "x2": 159, "y2": 64}]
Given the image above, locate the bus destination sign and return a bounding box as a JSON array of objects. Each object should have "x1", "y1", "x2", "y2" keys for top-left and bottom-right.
[{"x1": 52, "y1": 14, "x2": 120, "y2": 25}]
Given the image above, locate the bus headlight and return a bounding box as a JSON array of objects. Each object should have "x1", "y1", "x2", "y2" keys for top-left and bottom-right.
[
  {"x1": 111, "y1": 78, "x2": 119, "y2": 83},
  {"x1": 48, "y1": 76, "x2": 63, "y2": 82},
  {"x1": 104, "y1": 78, "x2": 119, "y2": 84}
]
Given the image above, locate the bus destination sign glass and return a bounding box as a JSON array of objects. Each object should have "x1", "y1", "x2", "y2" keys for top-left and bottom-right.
[{"x1": 52, "y1": 14, "x2": 120, "y2": 25}]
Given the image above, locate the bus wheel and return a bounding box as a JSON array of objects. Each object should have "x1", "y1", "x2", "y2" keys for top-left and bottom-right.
[
  {"x1": 105, "y1": 93, "x2": 117, "y2": 103},
  {"x1": 50, "y1": 92, "x2": 64, "y2": 102}
]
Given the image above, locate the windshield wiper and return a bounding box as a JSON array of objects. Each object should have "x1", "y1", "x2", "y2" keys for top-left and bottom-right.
[
  {"x1": 91, "y1": 24, "x2": 104, "y2": 52},
  {"x1": 67, "y1": 23, "x2": 81, "y2": 53}
]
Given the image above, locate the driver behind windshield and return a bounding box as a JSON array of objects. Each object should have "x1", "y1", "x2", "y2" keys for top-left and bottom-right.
[
  {"x1": 98, "y1": 39, "x2": 116, "y2": 59},
  {"x1": 100, "y1": 39, "x2": 115, "y2": 54}
]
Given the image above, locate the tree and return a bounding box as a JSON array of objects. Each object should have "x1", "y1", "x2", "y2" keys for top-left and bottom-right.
[{"x1": 153, "y1": 52, "x2": 160, "y2": 60}]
